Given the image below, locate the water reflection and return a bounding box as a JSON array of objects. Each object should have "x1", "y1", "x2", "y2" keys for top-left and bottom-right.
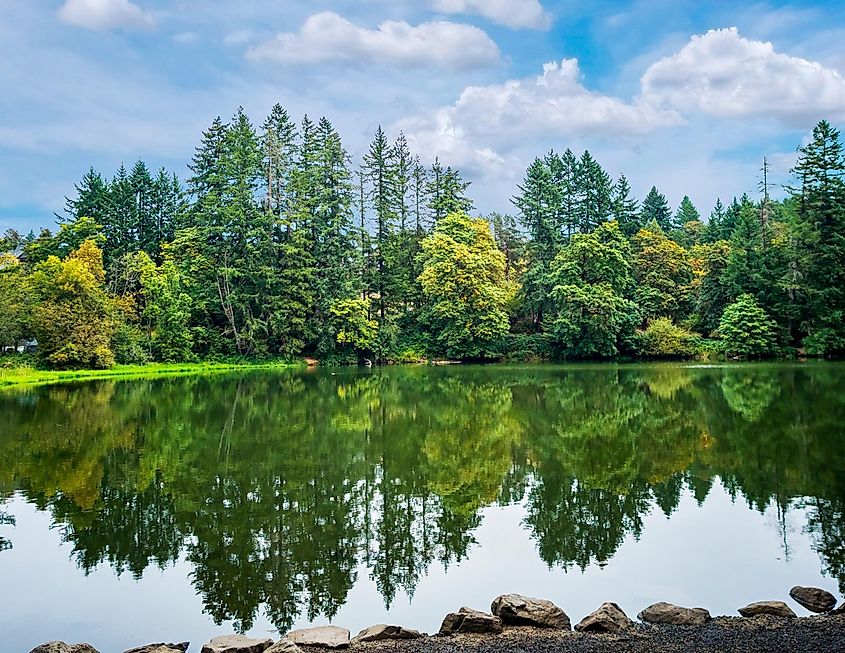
[{"x1": 0, "y1": 364, "x2": 843, "y2": 632}]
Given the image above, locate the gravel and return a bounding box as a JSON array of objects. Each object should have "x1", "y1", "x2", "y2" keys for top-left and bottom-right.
[{"x1": 353, "y1": 615, "x2": 845, "y2": 653}]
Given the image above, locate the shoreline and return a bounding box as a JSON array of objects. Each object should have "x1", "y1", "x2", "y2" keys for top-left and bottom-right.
[
  {"x1": 0, "y1": 361, "x2": 301, "y2": 390},
  {"x1": 32, "y1": 615, "x2": 845, "y2": 653}
]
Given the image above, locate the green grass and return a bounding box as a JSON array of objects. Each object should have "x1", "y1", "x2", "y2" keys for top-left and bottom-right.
[{"x1": 0, "y1": 360, "x2": 302, "y2": 390}]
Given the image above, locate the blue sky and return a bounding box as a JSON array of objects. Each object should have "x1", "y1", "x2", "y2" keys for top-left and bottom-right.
[{"x1": 2, "y1": 0, "x2": 845, "y2": 233}]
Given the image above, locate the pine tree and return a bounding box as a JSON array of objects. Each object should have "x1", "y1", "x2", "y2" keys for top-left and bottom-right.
[
  {"x1": 574, "y1": 150, "x2": 612, "y2": 232},
  {"x1": 703, "y1": 199, "x2": 726, "y2": 243},
  {"x1": 790, "y1": 120, "x2": 845, "y2": 355},
  {"x1": 130, "y1": 160, "x2": 156, "y2": 256},
  {"x1": 63, "y1": 167, "x2": 111, "y2": 226},
  {"x1": 261, "y1": 103, "x2": 298, "y2": 219},
  {"x1": 641, "y1": 186, "x2": 673, "y2": 233},
  {"x1": 611, "y1": 174, "x2": 641, "y2": 236},
  {"x1": 107, "y1": 163, "x2": 138, "y2": 265},
  {"x1": 362, "y1": 126, "x2": 397, "y2": 322}
]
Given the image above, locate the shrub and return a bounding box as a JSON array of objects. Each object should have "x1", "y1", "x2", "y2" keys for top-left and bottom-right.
[
  {"x1": 717, "y1": 294, "x2": 778, "y2": 358},
  {"x1": 637, "y1": 317, "x2": 700, "y2": 358}
]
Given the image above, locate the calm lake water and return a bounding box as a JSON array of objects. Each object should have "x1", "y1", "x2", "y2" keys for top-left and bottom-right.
[{"x1": 1, "y1": 363, "x2": 843, "y2": 651}]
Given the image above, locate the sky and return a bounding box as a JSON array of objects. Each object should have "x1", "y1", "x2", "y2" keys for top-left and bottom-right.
[{"x1": 2, "y1": 0, "x2": 845, "y2": 233}]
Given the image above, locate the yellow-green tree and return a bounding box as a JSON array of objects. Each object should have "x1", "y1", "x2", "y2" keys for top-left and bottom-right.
[
  {"x1": 418, "y1": 213, "x2": 517, "y2": 359},
  {"x1": 28, "y1": 240, "x2": 115, "y2": 368},
  {"x1": 632, "y1": 225, "x2": 694, "y2": 323}
]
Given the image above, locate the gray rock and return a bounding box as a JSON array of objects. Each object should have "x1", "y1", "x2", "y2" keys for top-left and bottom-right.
[
  {"x1": 351, "y1": 625, "x2": 424, "y2": 643},
  {"x1": 490, "y1": 594, "x2": 571, "y2": 630},
  {"x1": 789, "y1": 586, "x2": 837, "y2": 613},
  {"x1": 123, "y1": 644, "x2": 190, "y2": 653},
  {"x1": 638, "y1": 602, "x2": 711, "y2": 626},
  {"x1": 264, "y1": 641, "x2": 301, "y2": 653},
  {"x1": 574, "y1": 602, "x2": 634, "y2": 633},
  {"x1": 738, "y1": 601, "x2": 797, "y2": 618},
  {"x1": 286, "y1": 626, "x2": 350, "y2": 649},
  {"x1": 30, "y1": 643, "x2": 100, "y2": 653},
  {"x1": 200, "y1": 635, "x2": 273, "y2": 653},
  {"x1": 439, "y1": 607, "x2": 503, "y2": 635}
]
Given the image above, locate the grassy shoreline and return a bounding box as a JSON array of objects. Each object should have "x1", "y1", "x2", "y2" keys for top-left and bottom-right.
[{"x1": 0, "y1": 360, "x2": 303, "y2": 390}]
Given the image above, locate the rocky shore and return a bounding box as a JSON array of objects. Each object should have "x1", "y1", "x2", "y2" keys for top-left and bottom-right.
[{"x1": 30, "y1": 587, "x2": 845, "y2": 653}]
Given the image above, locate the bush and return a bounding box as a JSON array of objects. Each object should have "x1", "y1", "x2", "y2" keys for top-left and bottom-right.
[
  {"x1": 497, "y1": 333, "x2": 554, "y2": 362},
  {"x1": 637, "y1": 317, "x2": 700, "y2": 358},
  {"x1": 717, "y1": 294, "x2": 778, "y2": 358}
]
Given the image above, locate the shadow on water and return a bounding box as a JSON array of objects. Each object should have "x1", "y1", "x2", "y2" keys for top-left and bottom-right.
[{"x1": 0, "y1": 363, "x2": 843, "y2": 632}]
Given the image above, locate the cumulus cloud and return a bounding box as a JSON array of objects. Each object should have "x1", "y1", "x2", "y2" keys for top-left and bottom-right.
[
  {"x1": 398, "y1": 27, "x2": 845, "y2": 172},
  {"x1": 397, "y1": 59, "x2": 680, "y2": 171},
  {"x1": 432, "y1": 0, "x2": 552, "y2": 30},
  {"x1": 57, "y1": 0, "x2": 155, "y2": 31},
  {"x1": 246, "y1": 11, "x2": 499, "y2": 69},
  {"x1": 641, "y1": 27, "x2": 845, "y2": 125}
]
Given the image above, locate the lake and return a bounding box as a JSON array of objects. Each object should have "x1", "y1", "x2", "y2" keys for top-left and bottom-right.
[{"x1": 1, "y1": 363, "x2": 843, "y2": 652}]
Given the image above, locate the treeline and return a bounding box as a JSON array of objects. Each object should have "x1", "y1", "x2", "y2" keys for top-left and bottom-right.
[{"x1": 1, "y1": 111, "x2": 844, "y2": 367}]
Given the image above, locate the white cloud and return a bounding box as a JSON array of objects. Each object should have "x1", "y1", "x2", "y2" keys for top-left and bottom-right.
[
  {"x1": 432, "y1": 0, "x2": 552, "y2": 30},
  {"x1": 397, "y1": 59, "x2": 681, "y2": 172},
  {"x1": 57, "y1": 0, "x2": 155, "y2": 31},
  {"x1": 245, "y1": 11, "x2": 499, "y2": 69},
  {"x1": 641, "y1": 27, "x2": 845, "y2": 125}
]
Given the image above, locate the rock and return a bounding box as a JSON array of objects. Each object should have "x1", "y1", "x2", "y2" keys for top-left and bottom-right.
[
  {"x1": 789, "y1": 586, "x2": 837, "y2": 613},
  {"x1": 201, "y1": 635, "x2": 274, "y2": 653},
  {"x1": 490, "y1": 594, "x2": 571, "y2": 630},
  {"x1": 124, "y1": 644, "x2": 190, "y2": 653},
  {"x1": 830, "y1": 602, "x2": 845, "y2": 616},
  {"x1": 264, "y1": 642, "x2": 301, "y2": 653},
  {"x1": 286, "y1": 626, "x2": 350, "y2": 649},
  {"x1": 574, "y1": 602, "x2": 634, "y2": 633},
  {"x1": 637, "y1": 602, "x2": 711, "y2": 626},
  {"x1": 30, "y1": 643, "x2": 100, "y2": 653},
  {"x1": 737, "y1": 601, "x2": 797, "y2": 618},
  {"x1": 439, "y1": 607, "x2": 503, "y2": 635},
  {"x1": 351, "y1": 625, "x2": 423, "y2": 643}
]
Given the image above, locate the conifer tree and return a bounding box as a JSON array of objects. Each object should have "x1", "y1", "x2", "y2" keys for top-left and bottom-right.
[
  {"x1": 611, "y1": 175, "x2": 641, "y2": 236},
  {"x1": 641, "y1": 186, "x2": 673, "y2": 233}
]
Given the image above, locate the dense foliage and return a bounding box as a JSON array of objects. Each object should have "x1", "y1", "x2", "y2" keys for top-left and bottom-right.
[{"x1": 2, "y1": 113, "x2": 844, "y2": 366}]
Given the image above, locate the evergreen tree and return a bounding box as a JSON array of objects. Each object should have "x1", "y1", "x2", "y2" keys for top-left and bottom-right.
[
  {"x1": 574, "y1": 150, "x2": 612, "y2": 232},
  {"x1": 62, "y1": 167, "x2": 111, "y2": 226},
  {"x1": 790, "y1": 121, "x2": 845, "y2": 355},
  {"x1": 107, "y1": 163, "x2": 138, "y2": 265},
  {"x1": 611, "y1": 174, "x2": 641, "y2": 236},
  {"x1": 641, "y1": 186, "x2": 673, "y2": 232}
]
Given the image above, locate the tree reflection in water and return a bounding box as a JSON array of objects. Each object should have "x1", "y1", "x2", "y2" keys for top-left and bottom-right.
[{"x1": 0, "y1": 363, "x2": 843, "y2": 631}]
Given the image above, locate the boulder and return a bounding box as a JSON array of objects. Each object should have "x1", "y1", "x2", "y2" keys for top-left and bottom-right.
[
  {"x1": 124, "y1": 644, "x2": 190, "y2": 653},
  {"x1": 201, "y1": 635, "x2": 274, "y2": 653},
  {"x1": 574, "y1": 602, "x2": 634, "y2": 633},
  {"x1": 264, "y1": 642, "x2": 301, "y2": 653},
  {"x1": 490, "y1": 594, "x2": 571, "y2": 630},
  {"x1": 30, "y1": 643, "x2": 100, "y2": 653},
  {"x1": 637, "y1": 602, "x2": 711, "y2": 626},
  {"x1": 286, "y1": 626, "x2": 350, "y2": 649},
  {"x1": 351, "y1": 625, "x2": 423, "y2": 643},
  {"x1": 439, "y1": 607, "x2": 503, "y2": 635},
  {"x1": 789, "y1": 586, "x2": 837, "y2": 613},
  {"x1": 737, "y1": 601, "x2": 797, "y2": 618}
]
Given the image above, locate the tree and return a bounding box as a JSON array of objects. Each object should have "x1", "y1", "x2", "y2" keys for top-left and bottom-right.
[
  {"x1": 632, "y1": 226, "x2": 694, "y2": 323},
  {"x1": 718, "y1": 294, "x2": 778, "y2": 357},
  {"x1": 329, "y1": 298, "x2": 378, "y2": 362},
  {"x1": 696, "y1": 240, "x2": 732, "y2": 334},
  {"x1": 418, "y1": 213, "x2": 516, "y2": 359},
  {"x1": 641, "y1": 186, "x2": 673, "y2": 232},
  {"x1": 135, "y1": 251, "x2": 194, "y2": 361},
  {"x1": 28, "y1": 240, "x2": 115, "y2": 368},
  {"x1": 574, "y1": 150, "x2": 612, "y2": 232},
  {"x1": 611, "y1": 175, "x2": 641, "y2": 236},
  {"x1": 790, "y1": 120, "x2": 845, "y2": 356},
  {"x1": 546, "y1": 221, "x2": 638, "y2": 357},
  {"x1": 0, "y1": 253, "x2": 28, "y2": 350}
]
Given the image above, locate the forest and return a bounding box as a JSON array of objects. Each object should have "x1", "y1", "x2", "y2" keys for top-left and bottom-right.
[{"x1": 0, "y1": 107, "x2": 843, "y2": 368}]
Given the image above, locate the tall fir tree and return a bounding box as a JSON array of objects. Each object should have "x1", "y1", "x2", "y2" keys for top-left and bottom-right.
[{"x1": 641, "y1": 186, "x2": 674, "y2": 233}]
